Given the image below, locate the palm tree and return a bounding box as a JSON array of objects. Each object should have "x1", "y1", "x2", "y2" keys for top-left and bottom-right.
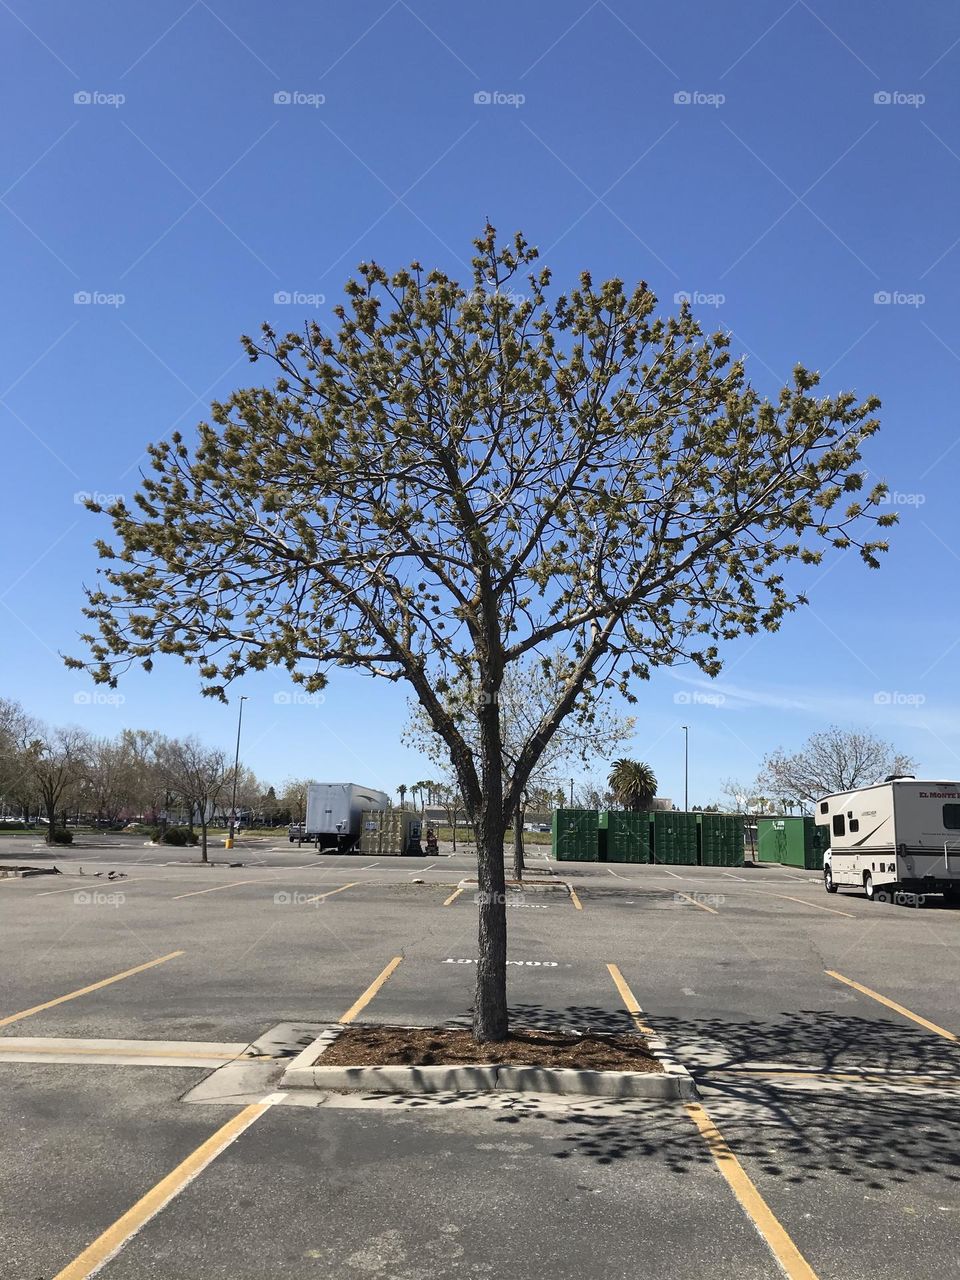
[
  {"x1": 397, "y1": 784, "x2": 407, "y2": 810},
  {"x1": 608, "y1": 759, "x2": 657, "y2": 812}
]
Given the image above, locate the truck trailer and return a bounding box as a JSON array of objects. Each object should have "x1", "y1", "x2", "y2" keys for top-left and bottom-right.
[
  {"x1": 817, "y1": 776, "x2": 960, "y2": 903},
  {"x1": 294, "y1": 783, "x2": 390, "y2": 851}
]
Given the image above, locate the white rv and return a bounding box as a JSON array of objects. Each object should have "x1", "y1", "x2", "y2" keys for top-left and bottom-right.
[{"x1": 817, "y1": 777, "x2": 960, "y2": 902}]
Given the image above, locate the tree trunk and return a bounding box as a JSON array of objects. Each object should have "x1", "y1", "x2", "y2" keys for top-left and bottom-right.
[
  {"x1": 200, "y1": 819, "x2": 208, "y2": 863},
  {"x1": 512, "y1": 806, "x2": 524, "y2": 880},
  {"x1": 44, "y1": 794, "x2": 56, "y2": 845},
  {"x1": 473, "y1": 688, "x2": 509, "y2": 1043},
  {"x1": 474, "y1": 807, "x2": 508, "y2": 1041}
]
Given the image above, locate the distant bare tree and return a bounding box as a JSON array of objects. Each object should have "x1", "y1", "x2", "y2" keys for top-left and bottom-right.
[
  {"x1": 758, "y1": 727, "x2": 915, "y2": 806},
  {"x1": 158, "y1": 737, "x2": 229, "y2": 862},
  {"x1": 23, "y1": 726, "x2": 90, "y2": 841}
]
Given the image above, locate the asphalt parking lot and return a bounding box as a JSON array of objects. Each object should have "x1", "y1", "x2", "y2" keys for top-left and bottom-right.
[{"x1": 2, "y1": 833, "x2": 960, "y2": 1279}]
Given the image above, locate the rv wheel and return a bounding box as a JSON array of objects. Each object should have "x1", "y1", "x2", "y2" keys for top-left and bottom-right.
[
  {"x1": 824, "y1": 866, "x2": 838, "y2": 894},
  {"x1": 863, "y1": 872, "x2": 876, "y2": 901}
]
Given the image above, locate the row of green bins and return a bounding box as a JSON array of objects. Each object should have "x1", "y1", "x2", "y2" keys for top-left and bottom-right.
[
  {"x1": 652, "y1": 810, "x2": 698, "y2": 865},
  {"x1": 599, "y1": 810, "x2": 651, "y2": 863},
  {"x1": 756, "y1": 816, "x2": 827, "y2": 869},
  {"x1": 551, "y1": 808, "x2": 599, "y2": 861},
  {"x1": 697, "y1": 813, "x2": 744, "y2": 866}
]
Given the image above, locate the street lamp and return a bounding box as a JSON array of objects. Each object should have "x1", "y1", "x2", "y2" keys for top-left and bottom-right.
[
  {"x1": 225, "y1": 696, "x2": 248, "y2": 851},
  {"x1": 682, "y1": 725, "x2": 689, "y2": 812}
]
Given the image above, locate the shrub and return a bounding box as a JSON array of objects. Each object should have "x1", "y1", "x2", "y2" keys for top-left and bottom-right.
[
  {"x1": 49, "y1": 828, "x2": 73, "y2": 845},
  {"x1": 152, "y1": 826, "x2": 198, "y2": 847}
]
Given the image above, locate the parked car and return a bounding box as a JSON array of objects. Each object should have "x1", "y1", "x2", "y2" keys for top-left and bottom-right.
[{"x1": 288, "y1": 822, "x2": 305, "y2": 843}]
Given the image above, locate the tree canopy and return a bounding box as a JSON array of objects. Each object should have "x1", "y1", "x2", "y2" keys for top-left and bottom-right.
[{"x1": 69, "y1": 226, "x2": 894, "y2": 1038}]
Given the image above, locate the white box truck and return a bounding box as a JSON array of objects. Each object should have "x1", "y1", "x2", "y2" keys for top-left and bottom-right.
[
  {"x1": 295, "y1": 783, "x2": 390, "y2": 850},
  {"x1": 817, "y1": 776, "x2": 960, "y2": 903}
]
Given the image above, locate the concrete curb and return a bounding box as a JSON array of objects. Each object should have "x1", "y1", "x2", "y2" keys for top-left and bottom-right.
[{"x1": 280, "y1": 1024, "x2": 698, "y2": 1099}]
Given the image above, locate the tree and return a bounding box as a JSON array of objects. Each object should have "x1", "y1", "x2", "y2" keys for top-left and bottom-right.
[
  {"x1": 83, "y1": 736, "x2": 137, "y2": 825},
  {"x1": 406, "y1": 656, "x2": 634, "y2": 877},
  {"x1": 397, "y1": 784, "x2": 407, "y2": 809},
  {"x1": 260, "y1": 784, "x2": 282, "y2": 826},
  {"x1": 0, "y1": 698, "x2": 34, "y2": 817},
  {"x1": 279, "y1": 777, "x2": 316, "y2": 827},
  {"x1": 758, "y1": 726, "x2": 915, "y2": 806},
  {"x1": 157, "y1": 737, "x2": 229, "y2": 862},
  {"x1": 608, "y1": 759, "x2": 658, "y2": 811},
  {"x1": 573, "y1": 778, "x2": 612, "y2": 810},
  {"x1": 23, "y1": 726, "x2": 89, "y2": 841},
  {"x1": 71, "y1": 227, "x2": 893, "y2": 1040}
]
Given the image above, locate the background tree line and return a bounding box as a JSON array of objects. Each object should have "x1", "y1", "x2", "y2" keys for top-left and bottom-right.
[{"x1": 0, "y1": 696, "x2": 317, "y2": 844}]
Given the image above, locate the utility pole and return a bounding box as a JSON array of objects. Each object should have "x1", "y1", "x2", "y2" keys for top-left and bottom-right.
[
  {"x1": 225, "y1": 696, "x2": 248, "y2": 850},
  {"x1": 569, "y1": 777, "x2": 574, "y2": 807},
  {"x1": 682, "y1": 724, "x2": 689, "y2": 812}
]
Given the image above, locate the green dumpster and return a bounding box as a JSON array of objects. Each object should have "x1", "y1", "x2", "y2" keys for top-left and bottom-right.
[
  {"x1": 601, "y1": 810, "x2": 652, "y2": 863},
  {"x1": 551, "y1": 808, "x2": 599, "y2": 861},
  {"x1": 652, "y1": 811, "x2": 698, "y2": 864}
]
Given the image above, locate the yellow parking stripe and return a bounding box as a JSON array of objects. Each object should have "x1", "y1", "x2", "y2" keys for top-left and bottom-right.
[
  {"x1": 51, "y1": 951, "x2": 406, "y2": 1278},
  {"x1": 758, "y1": 892, "x2": 854, "y2": 918},
  {"x1": 684, "y1": 1101, "x2": 819, "y2": 1280},
  {"x1": 608, "y1": 964, "x2": 819, "y2": 1279},
  {"x1": 0, "y1": 952, "x2": 183, "y2": 1029},
  {"x1": 305, "y1": 881, "x2": 360, "y2": 905},
  {"x1": 675, "y1": 891, "x2": 718, "y2": 915},
  {"x1": 443, "y1": 887, "x2": 465, "y2": 906},
  {"x1": 339, "y1": 956, "x2": 404, "y2": 1024},
  {"x1": 52, "y1": 1097, "x2": 277, "y2": 1280},
  {"x1": 172, "y1": 879, "x2": 261, "y2": 900},
  {"x1": 826, "y1": 970, "x2": 959, "y2": 1042},
  {"x1": 35, "y1": 879, "x2": 143, "y2": 897},
  {"x1": 569, "y1": 887, "x2": 583, "y2": 910},
  {"x1": 606, "y1": 963, "x2": 656, "y2": 1037}
]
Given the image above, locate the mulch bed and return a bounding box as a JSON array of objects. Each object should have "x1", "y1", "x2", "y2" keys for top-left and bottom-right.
[{"x1": 321, "y1": 1025, "x2": 663, "y2": 1072}]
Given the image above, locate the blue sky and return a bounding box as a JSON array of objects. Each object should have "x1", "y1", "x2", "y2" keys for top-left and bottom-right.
[{"x1": 2, "y1": 1, "x2": 959, "y2": 805}]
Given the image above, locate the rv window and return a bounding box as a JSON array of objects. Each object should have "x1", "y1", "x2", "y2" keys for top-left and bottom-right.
[
  {"x1": 849, "y1": 818, "x2": 860, "y2": 833},
  {"x1": 944, "y1": 804, "x2": 960, "y2": 830},
  {"x1": 832, "y1": 814, "x2": 845, "y2": 837},
  {"x1": 819, "y1": 802, "x2": 828, "y2": 814}
]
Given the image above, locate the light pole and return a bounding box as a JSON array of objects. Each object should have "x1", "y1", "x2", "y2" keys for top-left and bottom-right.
[
  {"x1": 682, "y1": 725, "x2": 689, "y2": 812},
  {"x1": 226, "y1": 696, "x2": 248, "y2": 850}
]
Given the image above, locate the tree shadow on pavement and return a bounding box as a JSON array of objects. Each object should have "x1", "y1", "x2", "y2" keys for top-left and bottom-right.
[{"x1": 384, "y1": 1001, "x2": 960, "y2": 1189}]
